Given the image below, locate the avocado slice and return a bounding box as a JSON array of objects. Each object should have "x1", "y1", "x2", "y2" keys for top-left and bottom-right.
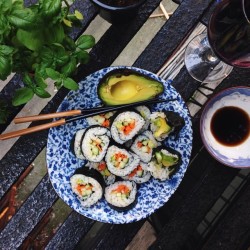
[
  {"x1": 97, "y1": 69, "x2": 164, "y2": 105},
  {"x1": 161, "y1": 153, "x2": 179, "y2": 167},
  {"x1": 153, "y1": 117, "x2": 171, "y2": 138}
]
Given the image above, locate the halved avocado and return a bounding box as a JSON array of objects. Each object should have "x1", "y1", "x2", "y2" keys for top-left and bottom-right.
[{"x1": 97, "y1": 68, "x2": 164, "y2": 105}]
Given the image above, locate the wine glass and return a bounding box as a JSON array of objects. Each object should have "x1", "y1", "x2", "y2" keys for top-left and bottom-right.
[{"x1": 185, "y1": 0, "x2": 250, "y2": 83}]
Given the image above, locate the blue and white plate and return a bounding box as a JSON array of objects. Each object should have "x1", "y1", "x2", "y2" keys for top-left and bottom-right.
[
  {"x1": 200, "y1": 86, "x2": 250, "y2": 168},
  {"x1": 46, "y1": 66, "x2": 193, "y2": 224}
]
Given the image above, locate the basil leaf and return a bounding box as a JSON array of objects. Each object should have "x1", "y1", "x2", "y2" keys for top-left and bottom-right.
[
  {"x1": 46, "y1": 68, "x2": 61, "y2": 80},
  {"x1": 76, "y1": 35, "x2": 95, "y2": 50},
  {"x1": 0, "y1": 0, "x2": 12, "y2": 12},
  {"x1": 0, "y1": 45, "x2": 14, "y2": 55},
  {"x1": 8, "y1": 9, "x2": 37, "y2": 29},
  {"x1": 17, "y1": 29, "x2": 45, "y2": 51},
  {"x1": 0, "y1": 53, "x2": 12, "y2": 80},
  {"x1": 40, "y1": 0, "x2": 61, "y2": 18},
  {"x1": 34, "y1": 87, "x2": 51, "y2": 98},
  {"x1": 63, "y1": 36, "x2": 76, "y2": 51},
  {"x1": 51, "y1": 44, "x2": 69, "y2": 66},
  {"x1": 61, "y1": 57, "x2": 77, "y2": 76},
  {"x1": 44, "y1": 23, "x2": 65, "y2": 44},
  {"x1": 40, "y1": 47, "x2": 54, "y2": 65},
  {"x1": 12, "y1": 87, "x2": 34, "y2": 106},
  {"x1": 23, "y1": 73, "x2": 33, "y2": 87},
  {"x1": 62, "y1": 77, "x2": 78, "y2": 90},
  {"x1": 35, "y1": 73, "x2": 48, "y2": 88},
  {"x1": 75, "y1": 50, "x2": 90, "y2": 64}
]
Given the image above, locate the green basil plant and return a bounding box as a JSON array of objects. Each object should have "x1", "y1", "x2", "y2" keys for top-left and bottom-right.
[{"x1": 0, "y1": 0, "x2": 95, "y2": 123}]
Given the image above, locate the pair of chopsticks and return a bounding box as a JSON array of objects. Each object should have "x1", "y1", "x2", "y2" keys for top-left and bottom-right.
[{"x1": 0, "y1": 98, "x2": 177, "y2": 140}]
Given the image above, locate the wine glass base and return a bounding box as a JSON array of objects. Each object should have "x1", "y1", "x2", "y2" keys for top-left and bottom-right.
[{"x1": 184, "y1": 33, "x2": 233, "y2": 84}]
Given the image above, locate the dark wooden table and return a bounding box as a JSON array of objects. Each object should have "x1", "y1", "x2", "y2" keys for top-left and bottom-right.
[{"x1": 1, "y1": 0, "x2": 250, "y2": 249}]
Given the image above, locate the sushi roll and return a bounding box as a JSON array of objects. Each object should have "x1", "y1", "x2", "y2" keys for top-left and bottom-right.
[
  {"x1": 105, "y1": 145, "x2": 140, "y2": 177},
  {"x1": 150, "y1": 111, "x2": 185, "y2": 141},
  {"x1": 104, "y1": 181, "x2": 137, "y2": 211},
  {"x1": 123, "y1": 162, "x2": 151, "y2": 184},
  {"x1": 86, "y1": 111, "x2": 115, "y2": 127},
  {"x1": 71, "y1": 129, "x2": 86, "y2": 160},
  {"x1": 70, "y1": 167, "x2": 104, "y2": 207},
  {"x1": 130, "y1": 130, "x2": 159, "y2": 163},
  {"x1": 110, "y1": 111, "x2": 145, "y2": 144},
  {"x1": 81, "y1": 126, "x2": 110, "y2": 162},
  {"x1": 148, "y1": 146, "x2": 182, "y2": 181},
  {"x1": 135, "y1": 105, "x2": 151, "y2": 131},
  {"x1": 87, "y1": 160, "x2": 116, "y2": 186}
]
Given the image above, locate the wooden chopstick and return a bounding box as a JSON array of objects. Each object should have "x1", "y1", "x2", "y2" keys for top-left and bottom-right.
[
  {"x1": 14, "y1": 110, "x2": 82, "y2": 124},
  {"x1": 0, "y1": 119, "x2": 66, "y2": 140},
  {"x1": 14, "y1": 98, "x2": 170, "y2": 124},
  {"x1": 0, "y1": 98, "x2": 177, "y2": 140}
]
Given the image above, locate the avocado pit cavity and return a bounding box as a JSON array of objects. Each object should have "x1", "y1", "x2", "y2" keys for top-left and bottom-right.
[
  {"x1": 97, "y1": 68, "x2": 164, "y2": 106},
  {"x1": 110, "y1": 80, "x2": 138, "y2": 100}
]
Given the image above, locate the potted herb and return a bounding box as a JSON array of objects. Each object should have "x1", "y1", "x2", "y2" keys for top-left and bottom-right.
[
  {"x1": 0, "y1": 0, "x2": 95, "y2": 123},
  {"x1": 89, "y1": 0, "x2": 146, "y2": 24}
]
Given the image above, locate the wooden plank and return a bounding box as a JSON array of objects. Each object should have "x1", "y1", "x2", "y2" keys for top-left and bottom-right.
[
  {"x1": 133, "y1": 0, "x2": 214, "y2": 73},
  {"x1": 45, "y1": 211, "x2": 95, "y2": 250},
  {"x1": 201, "y1": 182, "x2": 250, "y2": 250},
  {"x1": 94, "y1": 221, "x2": 145, "y2": 250},
  {"x1": 0, "y1": 175, "x2": 57, "y2": 249}
]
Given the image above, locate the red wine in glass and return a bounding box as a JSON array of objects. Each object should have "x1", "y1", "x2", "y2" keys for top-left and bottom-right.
[
  {"x1": 185, "y1": 0, "x2": 250, "y2": 83},
  {"x1": 208, "y1": 0, "x2": 250, "y2": 68}
]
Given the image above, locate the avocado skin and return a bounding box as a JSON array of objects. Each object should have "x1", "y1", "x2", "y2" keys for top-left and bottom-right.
[{"x1": 97, "y1": 68, "x2": 164, "y2": 106}]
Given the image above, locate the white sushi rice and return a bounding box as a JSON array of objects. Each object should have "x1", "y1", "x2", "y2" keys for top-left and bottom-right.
[
  {"x1": 135, "y1": 106, "x2": 151, "y2": 131},
  {"x1": 82, "y1": 126, "x2": 110, "y2": 162},
  {"x1": 74, "y1": 129, "x2": 86, "y2": 159},
  {"x1": 70, "y1": 174, "x2": 103, "y2": 207},
  {"x1": 110, "y1": 111, "x2": 145, "y2": 144},
  {"x1": 105, "y1": 181, "x2": 137, "y2": 208},
  {"x1": 105, "y1": 145, "x2": 140, "y2": 176}
]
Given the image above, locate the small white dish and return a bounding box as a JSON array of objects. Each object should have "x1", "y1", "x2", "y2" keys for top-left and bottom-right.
[{"x1": 200, "y1": 86, "x2": 250, "y2": 168}]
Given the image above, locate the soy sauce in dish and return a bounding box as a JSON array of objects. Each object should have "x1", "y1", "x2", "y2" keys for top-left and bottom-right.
[{"x1": 210, "y1": 106, "x2": 250, "y2": 146}]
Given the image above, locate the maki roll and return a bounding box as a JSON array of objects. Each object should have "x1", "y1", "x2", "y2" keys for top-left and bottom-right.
[
  {"x1": 105, "y1": 145, "x2": 140, "y2": 177},
  {"x1": 150, "y1": 111, "x2": 185, "y2": 141},
  {"x1": 86, "y1": 111, "x2": 115, "y2": 127},
  {"x1": 148, "y1": 146, "x2": 182, "y2": 181},
  {"x1": 135, "y1": 105, "x2": 151, "y2": 131},
  {"x1": 81, "y1": 126, "x2": 110, "y2": 162},
  {"x1": 72, "y1": 129, "x2": 86, "y2": 160},
  {"x1": 110, "y1": 111, "x2": 145, "y2": 144},
  {"x1": 105, "y1": 181, "x2": 137, "y2": 211},
  {"x1": 123, "y1": 162, "x2": 151, "y2": 184},
  {"x1": 130, "y1": 130, "x2": 159, "y2": 163},
  {"x1": 70, "y1": 167, "x2": 104, "y2": 207},
  {"x1": 87, "y1": 161, "x2": 116, "y2": 186}
]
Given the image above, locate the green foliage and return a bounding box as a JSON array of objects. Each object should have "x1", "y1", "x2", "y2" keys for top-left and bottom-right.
[{"x1": 0, "y1": 0, "x2": 95, "y2": 123}]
